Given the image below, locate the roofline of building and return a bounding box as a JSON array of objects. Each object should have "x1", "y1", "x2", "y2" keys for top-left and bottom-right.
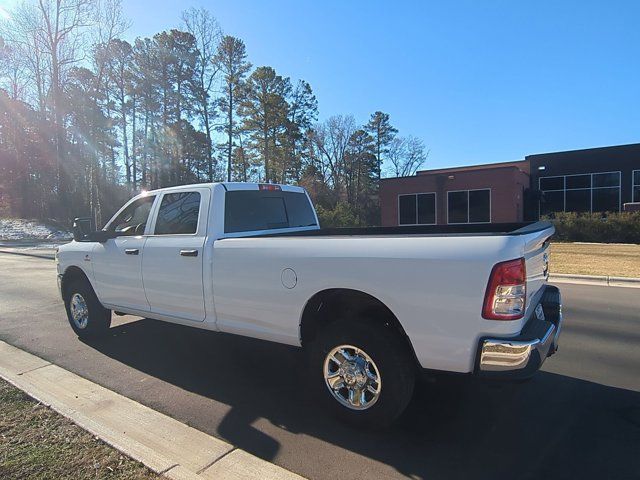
[
  {"x1": 380, "y1": 162, "x2": 528, "y2": 182},
  {"x1": 413, "y1": 159, "x2": 527, "y2": 176},
  {"x1": 526, "y1": 142, "x2": 640, "y2": 158},
  {"x1": 381, "y1": 141, "x2": 640, "y2": 182}
]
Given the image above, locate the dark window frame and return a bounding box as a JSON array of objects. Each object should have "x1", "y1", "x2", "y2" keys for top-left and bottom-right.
[
  {"x1": 538, "y1": 171, "x2": 621, "y2": 216},
  {"x1": 539, "y1": 176, "x2": 564, "y2": 191},
  {"x1": 633, "y1": 170, "x2": 640, "y2": 203},
  {"x1": 446, "y1": 188, "x2": 491, "y2": 225},
  {"x1": 397, "y1": 192, "x2": 437, "y2": 225}
]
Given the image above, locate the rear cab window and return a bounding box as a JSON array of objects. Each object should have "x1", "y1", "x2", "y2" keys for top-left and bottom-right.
[{"x1": 224, "y1": 190, "x2": 317, "y2": 233}]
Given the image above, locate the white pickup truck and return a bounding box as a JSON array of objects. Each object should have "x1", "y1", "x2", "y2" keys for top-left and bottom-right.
[{"x1": 56, "y1": 182, "x2": 563, "y2": 426}]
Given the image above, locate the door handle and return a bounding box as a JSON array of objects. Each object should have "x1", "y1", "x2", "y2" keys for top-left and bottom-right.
[
  {"x1": 180, "y1": 249, "x2": 198, "y2": 257},
  {"x1": 125, "y1": 248, "x2": 139, "y2": 255}
]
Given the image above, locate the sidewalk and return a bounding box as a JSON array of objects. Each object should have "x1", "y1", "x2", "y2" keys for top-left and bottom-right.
[
  {"x1": 549, "y1": 273, "x2": 640, "y2": 288},
  {"x1": 0, "y1": 341, "x2": 304, "y2": 480}
]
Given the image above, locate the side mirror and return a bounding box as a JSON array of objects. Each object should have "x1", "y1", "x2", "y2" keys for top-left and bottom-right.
[
  {"x1": 72, "y1": 218, "x2": 116, "y2": 243},
  {"x1": 72, "y1": 217, "x2": 94, "y2": 242}
]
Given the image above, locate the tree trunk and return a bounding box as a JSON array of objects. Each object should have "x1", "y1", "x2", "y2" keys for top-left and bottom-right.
[
  {"x1": 263, "y1": 127, "x2": 269, "y2": 182},
  {"x1": 121, "y1": 88, "x2": 131, "y2": 189},
  {"x1": 376, "y1": 134, "x2": 382, "y2": 181},
  {"x1": 204, "y1": 106, "x2": 213, "y2": 181},
  {"x1": 239, "y1": 134, "x2": 247, "y2": 182},
  {"x1": 132, "y1": 93, "x2": 137, "y2": 190},
  {"x1": 50, "y1": 44, "x2": 68, "y2": 220},
  {"x1": 143, "y1": 109, "x2": 149, "y2": 187},
  {"x1": 227, "y1": 84, "x2": 233, "y2": 182}
]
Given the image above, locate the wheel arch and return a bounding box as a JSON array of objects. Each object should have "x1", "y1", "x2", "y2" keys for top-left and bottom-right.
[
  {"x1": 60, "y1": 265, "x2": 94, "y2": 299},
  {"x1": 299, "y1": 288, "x2": 419, "y2": 367}
]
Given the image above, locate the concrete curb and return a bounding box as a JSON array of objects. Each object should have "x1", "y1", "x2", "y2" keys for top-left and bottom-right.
[
  {"x1": 549, "y1": 273, "x2": 640, "y2": 288},
  {"x1": 0, "y1": 341, "x2": 305, "y2": 480}
]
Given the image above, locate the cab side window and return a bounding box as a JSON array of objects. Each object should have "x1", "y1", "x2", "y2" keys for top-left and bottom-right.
[
  {"x1": 154, "y1": 192, "x2": 201, "y2": 235},
  {"x1": 110, "y1": 196, "x2": 156, "y2": 236}
]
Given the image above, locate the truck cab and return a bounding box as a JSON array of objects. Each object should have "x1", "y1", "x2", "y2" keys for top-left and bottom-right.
[{"x1": 58, "y1": 183, "x2": 318, "y2": 324}]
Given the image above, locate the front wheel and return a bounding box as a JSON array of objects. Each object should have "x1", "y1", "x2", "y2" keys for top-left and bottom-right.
[
  {"x1": 309, "y1": 319, "x2": 415, "y2": 428},
  {"x1": 63, "y1": 279, "x2": 111, "y2": 338}
]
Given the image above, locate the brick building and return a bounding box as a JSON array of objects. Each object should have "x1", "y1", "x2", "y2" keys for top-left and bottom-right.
[
  {"x1": 380, "y1": 160, "x2": 530, "y2": 226},
  {"x1": 379, "y1": 143, "x2": 640, "y2": 226}
]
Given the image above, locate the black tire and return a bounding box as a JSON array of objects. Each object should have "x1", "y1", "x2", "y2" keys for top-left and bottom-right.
[
  {"x1": 308, "y1": 317, "x2": 415, "y2": 428},
  {"x1": 63, "y1": 278, "x2": 111, "y2": 338}
]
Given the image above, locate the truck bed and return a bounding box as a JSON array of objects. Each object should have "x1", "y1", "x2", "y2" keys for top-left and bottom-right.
[{"x1": 256, "y1": 221, "x2": 553, "y2": 238}]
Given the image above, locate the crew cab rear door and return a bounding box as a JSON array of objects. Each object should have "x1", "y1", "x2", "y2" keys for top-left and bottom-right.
[{"x1": 141, "y1": 188, "x2": 209, "y2": 322}]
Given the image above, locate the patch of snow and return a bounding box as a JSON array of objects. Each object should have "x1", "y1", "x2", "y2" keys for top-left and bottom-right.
[{"x1": 0, "y1": 219, "x2": 72, "y2": 241}]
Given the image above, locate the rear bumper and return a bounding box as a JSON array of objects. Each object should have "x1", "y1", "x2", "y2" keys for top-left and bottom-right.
[{"x1": 475, "y1": 285, "x2": 562, "y2": 380}]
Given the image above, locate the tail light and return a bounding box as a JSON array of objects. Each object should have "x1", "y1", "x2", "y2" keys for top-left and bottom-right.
[{"x1": 482, "y1": 258, "x2": 526, "y2": 320}]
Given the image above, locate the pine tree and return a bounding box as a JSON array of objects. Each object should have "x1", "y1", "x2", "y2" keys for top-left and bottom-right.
[
  {"x1": 182, "y1": 8, "x2": 221, "y2": 181},
  {"x1": 365, "y1": 111, "x2": 397, "y2": 181},
  {"x1": 239, "y1": 66, "x2": 291, "y2": 183},
  {"x1": 150, "y1": 29, "x2": 199, "y2": 186},
  {"x1": 102, "y1": 39, "x2": 134, "y2": 189},
  {"x1": 214, "y1": 36, "x2": 251, "y2": 182},
  {"x1": 344, "y1": 129, "x2": 377, "y2": 220},
  {"x1": 282, "y1": 80, "x2": 317, "y2": 183}
]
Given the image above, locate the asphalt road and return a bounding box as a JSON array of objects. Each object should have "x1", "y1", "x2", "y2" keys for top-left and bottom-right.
[{"x1": 0, "y1": 252, "x2": 638, "y2": 480}]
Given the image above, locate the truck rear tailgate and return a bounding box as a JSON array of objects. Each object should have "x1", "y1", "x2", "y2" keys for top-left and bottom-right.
[{"x1": 520, "y1": 223, "x2": 555, "y2": 315}]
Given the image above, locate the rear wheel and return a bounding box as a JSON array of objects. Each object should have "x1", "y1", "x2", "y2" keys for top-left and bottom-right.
[
  {"x1": 309, "y1": 318, "x2": 415, "y2": 428},
  {"x1": 63, "y1": 279, "x2": 111, "y2": 338}
]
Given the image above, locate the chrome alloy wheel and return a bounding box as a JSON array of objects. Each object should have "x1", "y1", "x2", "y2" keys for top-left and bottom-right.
[
  {"x1": 70, "y1": 293, "x2": 89, "y2": 329},
  {"x1": 323, "y1": 345, "x2": 382, "y2": 410}
]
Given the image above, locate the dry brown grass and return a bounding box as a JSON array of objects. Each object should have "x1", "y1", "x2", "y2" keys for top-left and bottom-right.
[
  {"x1": 0, "y1": 379, "x2": 157, "y2": 480},
  {"x1": 550, "y1": 242, "x2": 640, "y2": 278}
]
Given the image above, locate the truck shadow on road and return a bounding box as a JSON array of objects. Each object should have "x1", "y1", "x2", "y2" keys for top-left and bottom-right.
[{"x1": 83, "y1": 318, "x2": 640, "y2": 480}]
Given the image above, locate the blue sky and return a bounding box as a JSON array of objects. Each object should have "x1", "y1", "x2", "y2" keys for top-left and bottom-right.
[{"x1": 5, "y1": 0, "x2": 640, "y2": 169}]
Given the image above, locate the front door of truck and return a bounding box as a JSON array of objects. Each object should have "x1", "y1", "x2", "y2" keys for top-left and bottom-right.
[
  {"x1": 92, "y1": 194, "x2": 157, "y2": 311},
  {"x1": 141, "y1": 189, "x2": 208, "y2": 322}
]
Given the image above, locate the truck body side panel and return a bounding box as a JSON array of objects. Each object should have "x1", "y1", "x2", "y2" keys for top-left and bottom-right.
[{"x1": 212, "y1": 234, "x2": 531, "y2": 373}]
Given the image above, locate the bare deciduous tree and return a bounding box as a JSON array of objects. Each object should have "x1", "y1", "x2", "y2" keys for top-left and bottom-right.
[
  {"x1": 310, "y1": 115, "x2": 356, "y2": 193},
  {"x1": 0, "y1": 41, "x2": 28, "y2": 100},
  {"x1": 386, "y1": 136, "x2": 428, "y2": 178}
]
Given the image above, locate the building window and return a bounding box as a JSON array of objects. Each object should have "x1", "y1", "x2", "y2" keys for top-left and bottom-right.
[
  {"x1": 447, "y1": 189, "x2": 490, "y2": 224},
  {"x1": 539, "y1": 171, "x2": 621, "y2": 216},
  {"x1": 633, "y1": 170, "x2": 640, "y2": 203},
  {"x1": 398, "y1": 193, "x2": 436, "y2": 225}
]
